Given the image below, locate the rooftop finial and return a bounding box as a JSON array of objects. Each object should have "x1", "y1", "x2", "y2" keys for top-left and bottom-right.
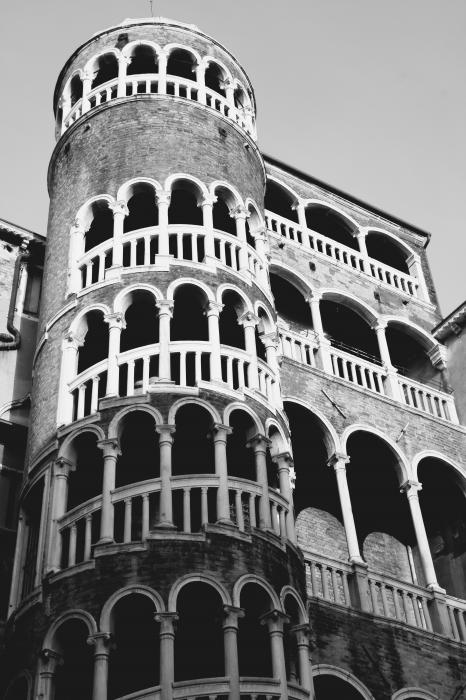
[{"x1": 149, "y1": 0, "x2": 154, "y2": 17}]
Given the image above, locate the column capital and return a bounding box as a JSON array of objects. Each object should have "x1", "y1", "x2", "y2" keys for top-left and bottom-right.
[
  {"x1": 206, "y1": 301, "x2": 224, "y2": 317},
  {"x1": 97, "y1": 438, "x2": 121, "y2": 459},
  {"x1": 155, "y1": 611, "x2": 179, "y2": 632},
  {"x1": 71, "y1": 218, "x2": 85, "y2": 234},
  {"x1": 212, "y1": 423, "x2": 233, "y2": 440},
  {"x1": 87, "y1": 632, "x2": 111, "y2": 654},
  {"x1": 110, "y1": 200, "x2": 129, "y2": 217},
  {"x1": 231, "y1": 205, "x2": 250, "y2": 220},
  {"x1": 400, "y1": 479, "x2": 422, "y2": 496},
  {"x1": 427, "y1": 344, "x2": 448, "y2": 370},
  {"x1": 327, "y1": 452, "x2": 350, "y2": 470},
  {"x1": 118, "y1": 54, "x2": 132, "y2": 66},
  {"x1": 272, "y1": 451, "x2": 293, "y2": 467},
  {"x1": 290, "y1": 623, "x2": 311, "y2": 645},
  {"x1": 305, "y1": 291, "x2": 322, "y2": 304},
  {"x1": 239, "y1": 311, "x2": 259, "y2": 328},
  {"x1": 156, "y1": 190, "x2": 171, "y2": 206},
  {"x1": 40, "y1": 648, "x2": 63, "y2": 669},
  {"x1": 246, "y1": 433, "x2": 271, "y2": 453},
  {"x1": 201, "y1": 194, "x2": 217, "y2": 207},
  {"x1": 104, "y1": 312, "x2": 126, "y2": 330},
  {"x1": 63, "y1": 330, "x2": 84, "y2": 350},
  {"x1": 223, "y1": 605, "x2": 245, "y2": 628},
  {"x1": 260, "y1": 609, "x2": 289, "y2": 632},
  {"x1": 250, "y1": 226, "x2": 268, "y2": 240},
  {"x1": 371, "y1": 320, "x2": 388, "y2": 332},
  {"x1": 156, "y1": 424, "x2": 176, "y2": 439},
  {"x1": 156, "y1": 300, "x2": 174, "y2": 316},
  {"x1": 261, "y1": 331, "x2": 280, "y2": 349},
  {"x1": 53, "y1": 457, "x2": 75, "y2": 478}
]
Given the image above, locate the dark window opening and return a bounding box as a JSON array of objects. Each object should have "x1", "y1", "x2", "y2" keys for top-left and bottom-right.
[
  {"x1": 171, "y1": 285, "x2": 208, "y2": 341},
  {"x1": 77, "y1": 311, "x2": 109, "y2": 373},
  {"x1": 168, "y1": 185, "x2": 203, "y2": 226},
  {"x1": 305, "y1": 205, "x2": 358, "y2": 251},
  {"x1": 116, "y1": 411, "x2": 160, "y2": 488},
  {"x1": 91, "y1": 54, "x2": 119, "y2": 89},
  {"x1": 366, "y1": 232, "x2": 410, "y2": 273},
  {"x1": 84, "y1": 201, "x2": 114, "y2": 252},
  {"x1": 124, "y1": 186, "x2": 158, "y2": 232},
  {"x1": 67, "y1": 433, "x2": 104, "y2": 510},
  {"x1": 320, "y1": 300, "x2": 380, "y2": 363},
  {"x1": 127, "y1": 45, "x2": 158, "y2": 75},
  {"x1": 172, "y1": 405, "x2": 214, "y2": 476},
  {"x1": 265, "y1": 180, "x2": 298, "y2": 223},
  {"x1": 166, "y1": 49, "x2": 196, "y2": 80},
  {"x1": 205, "y1": 62, "x2": 226, "y2": 96}
]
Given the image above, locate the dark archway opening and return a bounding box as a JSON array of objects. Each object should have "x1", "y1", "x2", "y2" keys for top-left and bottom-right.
[
  {"x1": 172, "y1": 405, "x2": 214, "y2": 477},
  {"x1": 127, "y1": 45, "x2": 158, "y2": 75},
  {"x1": 385, "y1": 325, "x2": 443, "y2": 390},
  {"x1": 265, "y1": 181, "x2": 298, "y2": 223},
  {"x1": 67, "y1": 433, "x2": 104, "y2": 510},
  {"x1": 305, "y1": 205, "x2": 358, "y2": 251},
  {"x1": 70, "y1": 74, "x2": 83, "y2": 107},
  {"x1": 167, "y1": 49, "x2": 196, "y2": 80},
  {"x1": 124, "y1": 185, "x2": 158, "y2": 232},
  {"x1": 77, "y1": 310, "x2": 109, "y2": 373},
  {"x1": 320, "y1": 300, "x2": 380, "y2": 363},
  {"x1": 120, "y1": 293, "x2": 159, "y2": 352},
  {"x1": 54, "y1": 620, "x2": 94, "y2": 700},
  {"x1": 168, "y1": 183, "x2": 203, "y2": 226},
  {"x1": 171, "y1": 285, "x2": 208, "y2": 342},
  {"x1": 271, "y1": 273, "x2": 313, "y2": 334},
  {"x1": 227, "y1": 410, "x2": 256, "y2": 481},
  {"x1": 238, "y1": 584, "x2": 272, "y2": 678},
  {"x1": 219, "y1": 291, "x2": 245, "y2": 350},
  {"x1": 116, "y1": 411, "x2": 160, "y2": 488},
  {"x1": 213, "y1": 195, "x2": 236, "y2": 236},
  {"x1": 205, "y1": 62, "x2": 226, "y2": 96},
  {"x1": 314, "y1": 675, "x2": 366, "y2": 700},
  {"x1": 91, "y1": 54, "x2": 118, "y2": 89},
  {"x1": 84, "y1": 201, "x2": 114, "y2": 252},
  {"x1": 366, "y1": 232, "x2": 410, "y2": 273}
]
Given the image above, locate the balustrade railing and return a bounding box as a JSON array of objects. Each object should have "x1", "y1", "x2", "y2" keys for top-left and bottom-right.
[
  {"x1": 278, "y1": 326, "x2": 318, "y2": 368},
  {"x1": 446, "y1": 595, "x2": 466, "y2": 643},
  {"x1": 114, "y1": 679, "x2": 305, "y2": 700},
  {"x1": 265, "y1": 210, "x2": 420, "y2": 298},
  {"x1": 62, "y1": 74, "x2": 255, "y2": 138},
  {"x1": 69, "y1": 359, "x2": 108, "y2": 421},
  {"x1": 367, "y1": 571, "x2": 433, "y2": 632},
  {"x1": 398, "y1": 375, "x2": 457, "y2": 423},
  {"x1": 58, "y1": 495, "x2": 102, "y2": 569},
  {"x1": 329, "y1": 345, "x2": 387, "y2": 395},
  {"x1": 304, "y1": 552, "x2": 352, "y2": 607}
]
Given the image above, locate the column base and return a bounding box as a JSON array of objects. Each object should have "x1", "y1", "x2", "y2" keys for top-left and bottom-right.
[
  {"x1": 153, "y1": 254, "x2": 172, "y2": 271},
  {"x1": 215, "y1": 518, "x2": 236, "y2": 528},
  {"x1": 153, "y1": 521, "x2": 177, "y2": 531}
]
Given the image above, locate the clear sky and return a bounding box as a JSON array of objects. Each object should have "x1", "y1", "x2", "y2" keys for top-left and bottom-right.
[{"x1": 1, "y1": 0, "x2": 464, "y2": 315}]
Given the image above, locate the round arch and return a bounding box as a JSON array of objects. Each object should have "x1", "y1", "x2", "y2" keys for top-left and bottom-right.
[
  {"x1": 116, "y1": 177, "x2": 162, "y2": 202},
  {"x1": 62, "y1": 69, "x2": 83, "y2": 97},
  {"x1": 164, "y1": 173, "x2": 209, "y2": 201},
  {"x1": 168, "y1": 573, "x2": 231, "y2": 612},
  {"x1": 413, "y1": 450, "x2": 466, "y2": 495},
  {"x1": 83, "y1": 47, "x2": 121, "y2": 76},
  {"x1": 232, "y1": 574, "x2": 281, "y2": 609},
  {"x1": 302, "y1": 199, "x2": 361, "y2": 233},
  {"x1": 100, "y1": 584, "x2": 165, "y2": 634},
  {"x1": 113, "y1": 283, "x2": 163, "y2": 314},
  {"x1": 255, "y1": 302, "x2": 275, "y2": 334},
  {"x1": 223, "y1": 402, "x2": 264, "y2": 434},
  {"x1": 166, "y1": 277, "x2": 214, "y2": 303},
  {"x1": 382, "y1": 316, "x2": 439, "y2": 353},
  {"x1": 280, "y1": 586, "x2": 308, "y2": 623},
  {"x1": 265, "y1": 418, "x2": 290, "y2": 456},
  {"x1": 68, "y1": 303, "x2": 111, "y2": 338},
  {"x1": 233, "y1": 78, "x2": 253, "y2": 108},
  {"x1": 121, "y1": 39, "x2": 162, "y2": 60},
  {"x1": 42, "y1": 609, "x2": 98, "y2": 651},
  {"x1": 245, "y1": 198, "x2": 265, "y2": 230},
  {"x1": 168, "y1": 397, "x2": 221, "y2": 426},
  {"x1": 203, "y1": 55, "x2": 233, "y2": 83},
  {"x1": 319, "y1": 288, "x2": 379, "y2": 326},
  {"x1": 341, "y1": 424, "x2": 410, "y2": 485},
  {"x1": 312, "y1": 665, "x2": 376, "y2": 700},
  {"x1": 58, "y1": 425, "x2": 106, "y2": 462},
  {"x1": 282, "y1": 395, "x2": 340, "y2": 456},
  {"x1": 269, "y1": 260, "x2": 315, "y2": 299},
  {"x1": 75, "y1": 195, "x2": 115, "y2": 230},
  {"x1": 392, "y1": 689, "x2": 439, "y2": 700},
  {"x1": 366, "y1": 227, "x2": 415, "y2": 259},
  {"x1": 209, "y1": 180, "x2": 244, "y2": 209},
  {"x1": 216, "y1": 283, "x2": 253, "y2": 313},
  {"x1": 108, "y1": 404, "x2": 164, "y2": 440},
  {"x1": 265, "y1": 175, "x2": 300, "y2": 207},
  {"x1": 163, "y1": 42, "x2": 202, "y2": 65}
]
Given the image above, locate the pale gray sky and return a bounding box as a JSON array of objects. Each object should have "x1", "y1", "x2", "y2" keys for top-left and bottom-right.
[{"x1": 1, "y1": 0, "x2": 464, "y2": 315}]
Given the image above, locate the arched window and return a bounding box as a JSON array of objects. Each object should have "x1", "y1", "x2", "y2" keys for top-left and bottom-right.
[
  {"x1": 219, "y1": 291, "x2": 245, "y2": 349},
  {"x1": 270, "y1": 273, "x2": 313, "y2": 334},
  {"x1": 212, "y1": 191, "x2": 236, "y2": 236},
  {"x1": 205, "y1": 61, "x2": 226, "y2": 96},
  {"x1": 238, "y1": 583, "x2": 273, "y2": 677},
  {"x1": 234, "y1": 85, "x2": 247, "y2": 110},
  {"x1": 53, "y1": 619, "x2": 94, "y2": 700},
  {"x1": 84, "y1": 200, "x2": 114, "y2": 252},
  {"x1": 123, "y1": 183, "x2": 158, "y2": 233},
  {"x1": 305, "y1": 205, "x2": 358, "y2": 251},
  {"x1": 77, "y1": 310, "x2": 109, "y2": 373},
  {"x1": 115, "y1": 411, "x2": 160, "y2": 489},
  {"x1": 120, "y1": 291, "x2": 159, "y2": 353},
  {"x1": 127, "y1": 44, "x2": 158, "y2": 75},
  {"x1": 366, "y1": 231, "x2": 410, "y2": 273},
  {"x1": 91, "y1": 53, "x2": 119, "y2": 89},
  {"x1": 70, "y1": 74, "x2": 83, "y2": 107},
  {"x1": 166, "y1": 49, "x2": 196, "y2": 80},
  {"x1": 171, "y1": 284, "x2": 208, "y2": 342},
  {"x1": 227, "y1": 409, "x2": 256, "y2": 481},
  {"x1": 109, "y1": 594, "x2": 160, "y2": 699},
  {"x1": 314, "y1": 674, "x2": 368, "y2": 700},
  {"x1": 320, "y1": 300, "x2": 379, "y2": 363},
  {"x1": 168, "y1": 180, "x2": 203, "y2": 225},
  {"x1": 67, "y1": 432, "x2": 104, "y2": 510},
  {"x1": 172, "y1": 404, "x2": 214, "y2": 478},
  {"x1": 265, "y1": 180, "x2": 298, "y2": 223},
  {"x1": 385, "y1": 324, "x2": 443, "y2": 390},
  {"x1": 175, "y1": 583, "x2": 224, "y2": 681}
]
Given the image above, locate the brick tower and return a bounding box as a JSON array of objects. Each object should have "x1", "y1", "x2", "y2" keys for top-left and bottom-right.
[{"x1": 2, "y1": 15, "x2": 466, "y2": 700}]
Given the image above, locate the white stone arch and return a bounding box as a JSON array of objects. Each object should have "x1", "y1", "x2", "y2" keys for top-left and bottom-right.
[
  {"x1": 210, "y1": 180, "x2": 244, "y2": 211},
  {"x1": 302, "y1": 198, "x2": 361, "y2": 234},
  {"x1": 365, "y1": 227, "x2": 416, "y2": 259},
  {"x1": 58, "y1": 424, "x2": 106, "y2": 462},
  {"x1": 392, "y1": 688, "x2": 439, "y2": 700},
  {"x1": 68, "y1": 302, "x2": 111, "y2": 341},
  {"x1": 266, "y1": 174, "x2": 300, "y2": 208},
  {"x1": 164, "y1": 172, "x2": 209, "y2": 203},
  {"x1": 232, "y1": 573, "x2": 281, "y2": 610},
  {"x1": 269, "y1": 260, "x2": 316, "y2": 299},
  {"x1": 62, "y1": 69, "x2": 84, "y2": 102},
  {"x1": 280, "y1": 585, "x2": 308, "y2": 623},
  {"x1": 245, "y1": 198, "x2": 265, "y2": 231},
  {"x1": 3, "y1": 670, "x2": 33, "y2": 700},
  {"x1": 76, "y1": 194, "x2": 115, "y2": 231},
  {"x1": 168, "y1": 397, "x2": 221, "y2": 426},
  {"x1": 84, "y1": 47, "x2": 122, "y2": 77},
  {"x1": 113, "y1": 283, "x2": 163, "y2": 315},
  {"x1": 382, "y1": 315, "x2": 439, "y2": 353},
  {"x1": 203, "y1": 55, "x2": 234, "y2": 86},
  {"x1": 121, "y1": 39, "x2": 163, "y2": 61},
  {"x1": 233, "y1": 78, "x2": 253, "y2": 110},
  {"x1": 341, "y1": 423, "x2": 410, "y2": 485},
  {"x1": 312, "y1": 664, "x2": 376, "y2": 700},
  {"x1": 216, "y1": 283, "x2": 253, "y2": 314},
  {"x1": 265, "y1": 417, "x2": 290, "y2": 457},
  {"x1": 255, "y1": 301, "x2": 275, "y2": 335},
  {"x1": 42, "y1": 609, "x2": 98, "y2": 651},
  {"x1": 116, "y1": 176, "x2": 162, "y2": 203},
  {"x1": 108, "y1": 404, "x2": 164, "y2": 440},
  {"x1": 223, "y1": 402, "x2": 264, "y2": 435},
  {"x1": 166, "y1": 277, "x2": 214, "y2": 303},
  {"x1": 99, "y1": 584, "x2": 165, "y2": 634},
  {"x1": 168, "y1": 573, "x2": 231, "y2": 612},
  {"x1": 282, "y1": 395, "x2": 341, "y2": 457},
  {"x1": 319, "y1": 287, "x2": 379, "y2": 326},
  {"x1": 163, "y1": 42, "x2": 202, "y2": 68},
  {"x1": 413, "y1": 450, "x2": 466, "y2": 497}
]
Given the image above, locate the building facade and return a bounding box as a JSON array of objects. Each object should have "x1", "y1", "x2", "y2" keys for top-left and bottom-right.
[{"x1": 1, "y1": 16, "x2": 465, "y2": 700}]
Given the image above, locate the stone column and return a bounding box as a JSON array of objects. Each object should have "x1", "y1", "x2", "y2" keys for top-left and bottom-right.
[
  {"x1": 273, "y1": 452, "x2": 296, "y2": 543},
  {"x1": 117, "y1": 55, "x2": 130, "y2": 97},
  {"x1": 223, "y1": 78, "x2": 235, "y2": 107},
  {"x1": 88, "y1": 633, "x2": 111, "y2": 700},
  {"x1": 81, "y1": 70, "x2": 93, "y2": 112},
  {"x1": 156, "y1": 191, "x2": 171, "y2": 266},
  {"x1": 155, "y1": 425, "x2": 176, "y2": 529},
  {"x1": 261, "y1": 333, "x2": 283, "y2": 408},
  {"x1": 248, "y1": 435, "x2": 272, "y2": 530},
  {"x1": 261, "y1": 610, "x2": 289, "y2": 699},
  {"x1": 372, "y1": 321, "x2": 403, "y2": 400},
  {"x1": 97, "y1": 439, "x2": 120, "y2": 543},
  {"x1": 68, "y1": 219, "x2": 85, "y2": 293},
  {"x1": 355, "y1": 228, "x2": 369, "y2": 273},
  {"x1": 57, "y1": 332, "x2": 82, "y2": 426},
  {"x1": 156, "y1": 301, "x2": 174, "y2": 382},
  {"x1": 406, "y1": 252, "x2": 429, "y2": 301},
  {"x1": 239, "y1": 312, "x2": 259, "y2": 390},
  {"x1": 156, "y1": 612, "x2": 179, "y2": 700},
  {"x1": 35, "y1": 471, "x2": 51, "y2": 587},
  {"x1": 207, "y1": 302, "x2": 224, "y2": 383},
  {"x1": 201, "y1": 195, "x2": 217, "y2": 263},
  {"x1": 196, "y1": 59, "x2": 207, "y2": 104},
  {"x1": 294, "y1": 201, "x2": 307, "y2": 232},
  {"x1": 223, "y1": 605, "x2": 244, "y2": 700},
  {"x1": 291, "y1": 624, "x2": 314, "y2": 697},
  {"x1": 108, "y1": 200, "x2": 129, "y2": 275},
  {"x1": 39, "y1": 649, "x2": 62, "y2": 700},
  {"x1": 307, "y1": 294, "x2": 332, "y2": 373},
  {"x1": 401, "y1": 480, "x2": 439, "y2": 588},
  {"x1": 104, "y1": 313, "x2": 125, "y2": 397},
  {"x1": 46, "y1": 458, "x2": 74, "y2": 572},
  {"x1": 232, "y1": 206, "x2": 250, "y2": 275},
  {"x1": 212, "y1": 424, "x2": 233, "y2": 525},
  {"x1": 8, "y1": 509, "x2": 26, "y2": 615},
  {"x1": 158, "y1": 50, "x2": 168, "y2": 94}
]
